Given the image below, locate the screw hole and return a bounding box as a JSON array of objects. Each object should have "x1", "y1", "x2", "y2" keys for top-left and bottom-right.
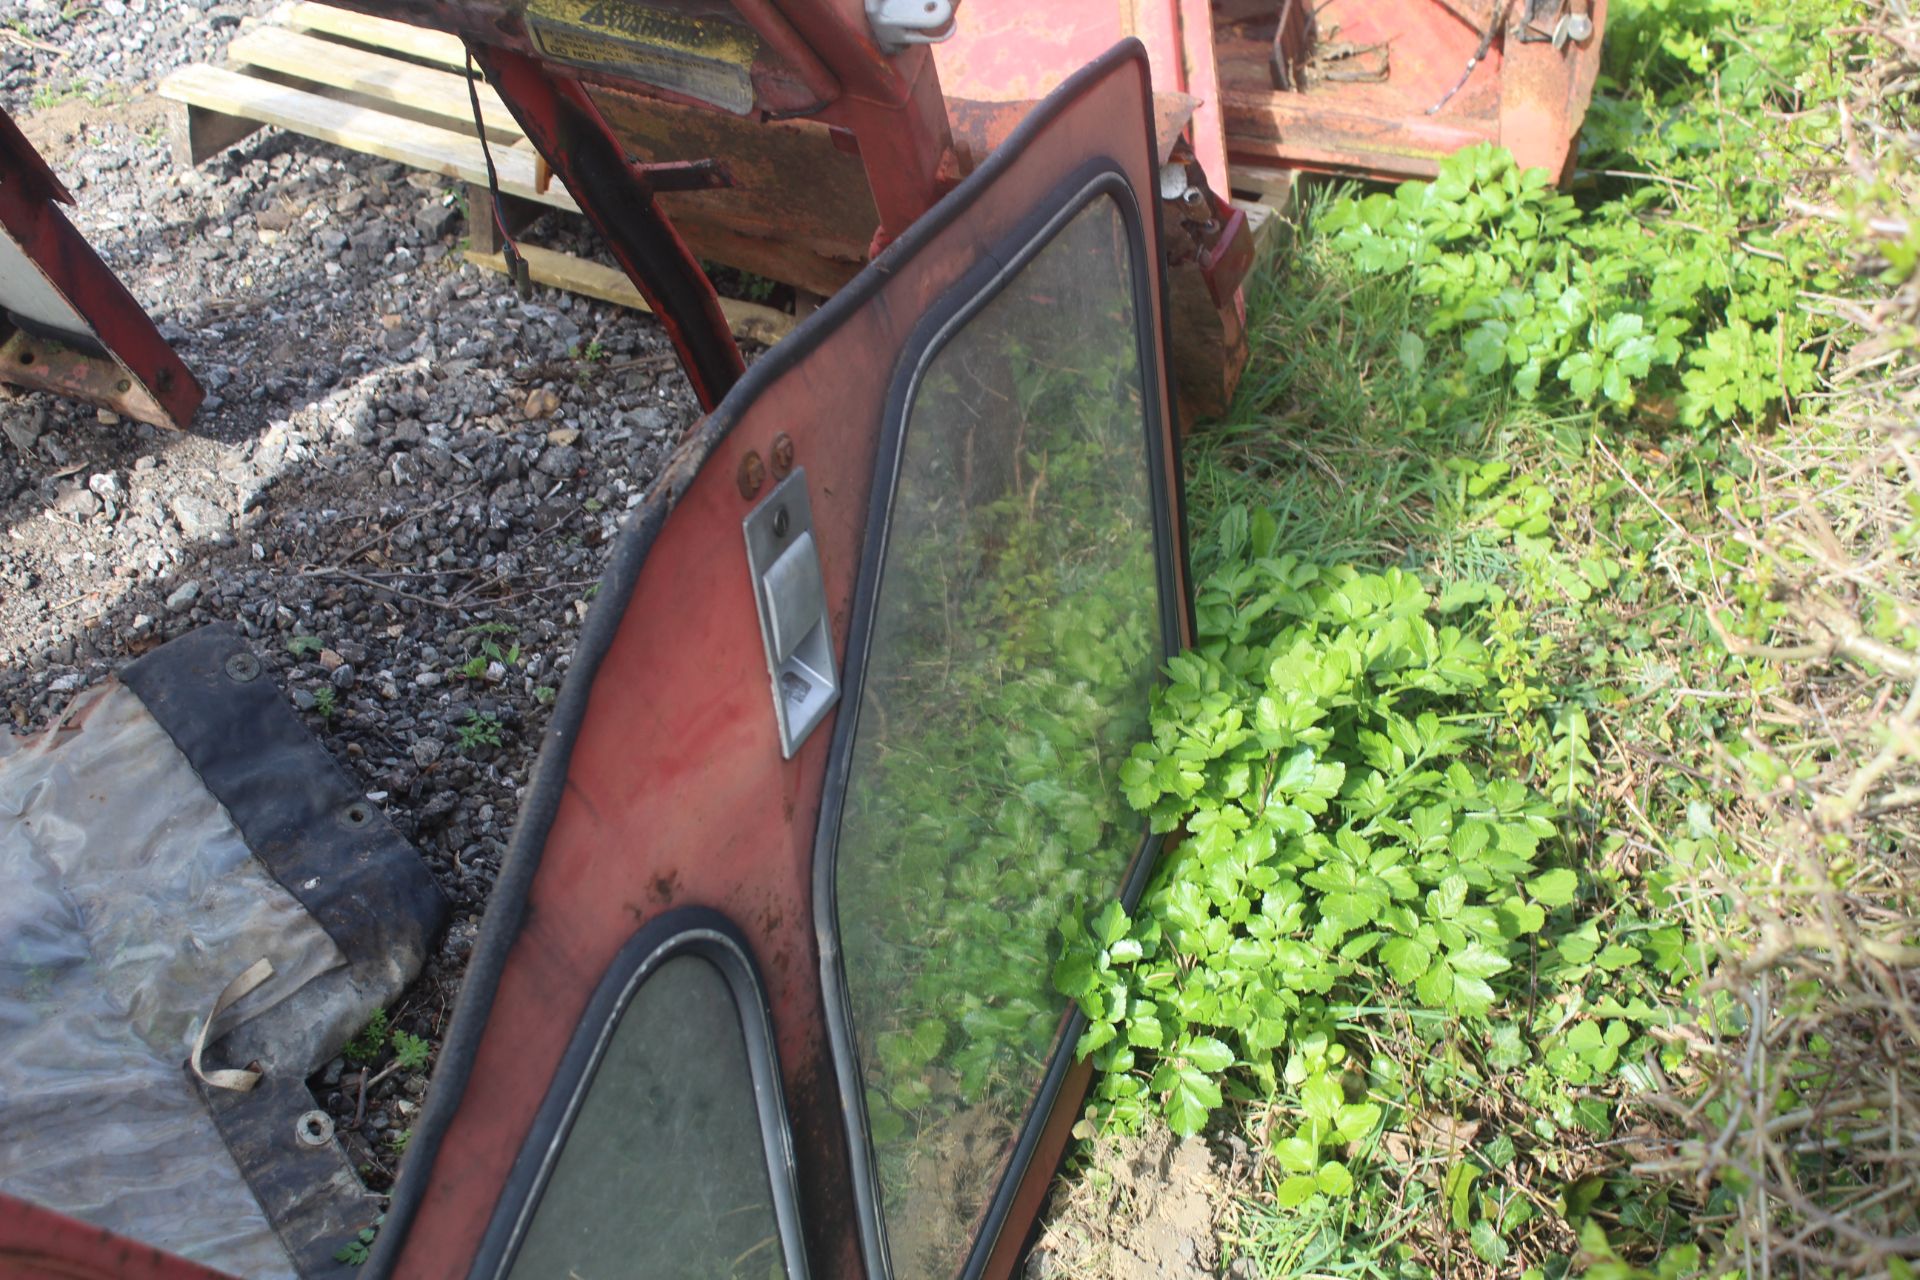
[
  {"x1": 295, "y1": 1110, "x2": 335, "y2": 1147},
  {"x1": 345, "y1": 804, "x2": 369, "y2": 825},
  {"x1": 772, "y1": 507, "x2": 790, "y2": 538}
]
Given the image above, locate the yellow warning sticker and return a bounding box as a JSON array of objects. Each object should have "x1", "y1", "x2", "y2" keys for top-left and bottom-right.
[{"x1": 526, "y1": 0, "x2": 759, "y2": 114}]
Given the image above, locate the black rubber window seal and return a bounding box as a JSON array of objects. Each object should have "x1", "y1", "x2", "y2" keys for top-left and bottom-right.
[
  {"x1": 365, "y1": 48, "x2": 1162, "y2": 1275},
  {"x1": 468, "y1": 907, "x2": 811, "y2": 1280},
  {"x1": 811, "y1": 160, "x2": 1184, "y2": 1280}
]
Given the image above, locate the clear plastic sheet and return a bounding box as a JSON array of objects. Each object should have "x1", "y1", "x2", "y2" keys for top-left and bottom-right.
[{"x1": 0, "y1": 683, "x2": 346, "y2": 1278}]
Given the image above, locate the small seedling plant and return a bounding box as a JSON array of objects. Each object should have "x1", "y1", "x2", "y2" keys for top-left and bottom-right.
[
  {"x1": 455, "y1": 710, "x2": 504, "y2": 751},
  {"x1": 450, "y1": 623, "x2": 520, "y2": 681}
]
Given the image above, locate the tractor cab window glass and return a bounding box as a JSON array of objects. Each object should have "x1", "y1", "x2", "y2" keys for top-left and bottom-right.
[
  {"x1": 503, "y1": 955, "x2": 789, "y2": 1280},
  {"x1": 834, "y1": 192, "x2": 1162, "y2": 1276}
]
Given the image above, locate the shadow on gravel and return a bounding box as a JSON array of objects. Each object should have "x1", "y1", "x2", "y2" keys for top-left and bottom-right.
[{"x1": 2, "y1": 115, "x2": 715, "y2": 1187}]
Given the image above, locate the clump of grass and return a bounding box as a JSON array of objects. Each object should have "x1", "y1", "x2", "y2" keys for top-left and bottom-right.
[
  {"x1": 1050, "y1": 2, "x2": 1918, "y2": 1276},
  {"x1": 1614, "y1": 4, "x2": 1920, "y2": 1268}
]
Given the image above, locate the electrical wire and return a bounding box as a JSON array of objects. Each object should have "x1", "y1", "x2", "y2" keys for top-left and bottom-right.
[
  {"x1": 465, "y1": 50, "x2": 531, "y2": 299},
  {"x1": 1427, "y1": 0, "x2": 1511, "y2": 116}
]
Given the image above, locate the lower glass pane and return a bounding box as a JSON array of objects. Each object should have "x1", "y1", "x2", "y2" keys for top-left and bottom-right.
[
  {"x1": 833, "y1": 192, "x2": 1162, "y2": 1277},
  {"x1": 506, "y1": 955, "x2": 786, "y2": 1280}
]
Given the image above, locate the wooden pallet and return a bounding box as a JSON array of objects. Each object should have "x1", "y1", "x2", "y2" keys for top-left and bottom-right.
[{"x1": 158, "y1": 4, "x2": 795, "y2": 345}]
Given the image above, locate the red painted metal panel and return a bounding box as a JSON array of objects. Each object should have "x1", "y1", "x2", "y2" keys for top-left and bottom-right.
[
  {"x1": 1214, "y1": 0, "x2": 1605, "y2": 180},
  {"x1": 381, "y1": 43, "x2": 1188, "y2": 1280},
  {"x1": 932, "y1": 0, "x2": 1229, "y2": 194},
  {"x1": 0, "y1": 110, "x2": 203, "y2": 431},
  {"x1": 1502, "y1": 0, "x2": 1610, "y2": 183},
  {"x1": 0, "y1": 1194, "x2": 236, "y2": 1280}
]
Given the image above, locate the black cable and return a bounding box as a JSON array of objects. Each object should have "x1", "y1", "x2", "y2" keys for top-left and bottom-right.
[
  {"x1": 465, "y1": 50, "x2": 531, "y2": 299},
  {"x1": 1428, "y1": 0, "x2": 1510, "y2": 116}
]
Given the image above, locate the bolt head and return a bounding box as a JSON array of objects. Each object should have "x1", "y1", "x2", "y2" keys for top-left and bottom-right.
[{"x1": 737, "y1": 451, "x2": 766, "y2": 499}]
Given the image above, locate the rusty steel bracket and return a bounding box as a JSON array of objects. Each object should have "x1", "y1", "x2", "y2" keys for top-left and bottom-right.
[
  {"x1": 0, "y1": 329, "x2": 177, "y2": 427},
  {"x1": 1199, "y1": 204, "x2": 1254, "y2": 310},
  {"x1": 1160, "y1": 154, "x2": 1252, "y2": 421},
  {"x1": 0, "y1": 108, "x2": 202, "y2": 431},
  {"x1": 1514, "y1": 0, "x2": 1593, "y2": 43},
  {"x1": 629, "y1": 157, "x2": 737, "y2": 193},
  {"x1": 1269, "y1": 0, "x2": 1316, "y2": 91},
  {"x1": 469, "y1": 45, "x2": 745, "y2": 410}
]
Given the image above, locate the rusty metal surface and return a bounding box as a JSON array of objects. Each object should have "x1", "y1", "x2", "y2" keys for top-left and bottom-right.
[
  {"x1": 1168, "y1": 255, "x2": 1248, "y2": 422},
  {"x1": 340, "y1": 0, "x2": 923, "y2": 110},
  {"x1": 0, "y1": 329, "x2": 175, "y2": 426},
  {"x1": 376, "y1": 43, "x2": 1186, "y2": 1280},
  {"x1": 472, "y1": 46, "x2": 745, "y2": 409},
  {"x1": 586, "y1": 80, "x2": 878, "y2": 275},
  {"x1": 947, "y1": 90, "x2": 1198, "y2": 171},
  {"x1": 327, "y1": 1, "x2": 1257, "y2": 409},
  {"x1": 934, "y1": 0, "x2": 1230, "y2": 195},
  {"x1": 1214, "y1": 0, "x2": 1606, "y2": 180},
  {"x1": 817, "y1": 45, "x2": 955, "y2": 249},
  {"x1": 1502, "y1": 0, "x2": 1609, "y2": 183},
  {"x1": 0, "y1": 108, "x2": 203, "y2": 431},
  {"x1": 0, "y1": 1194, "x2": 238, "y2": 1280}
]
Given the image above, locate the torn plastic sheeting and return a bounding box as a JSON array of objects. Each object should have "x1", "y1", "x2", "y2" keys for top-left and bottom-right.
[
  {"x1": 0, "y1": 623, "x2": 448, "y2": 1278},
  {"x1": 0, "y1": 682, "x2": 326, "y2": 1279}
]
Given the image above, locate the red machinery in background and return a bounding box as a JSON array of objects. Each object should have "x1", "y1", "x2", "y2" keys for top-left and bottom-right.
[
  {"x1": 0, "y1": 0, "x2": 1605, "y2": 429},
  {"x1": 0, "y1": 5, "x2": 1611, "y2": 1278},
  {"x1": 324, "y1": 0, "x2": 1605, "y2": 419}
]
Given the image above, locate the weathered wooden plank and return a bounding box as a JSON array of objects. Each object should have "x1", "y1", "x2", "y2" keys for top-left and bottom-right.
[
  {"x1": 225, "y1": 25, "x2": 520, "y2": 141},
  {"x1": 1229, "y1": 161, "x2": 1299, "y2": 207},
  {"x1": 465, "y1": 242, "x2": 797, "y2": 347},
  {"x1": 168, "y1": 99, "x2": 266, "y2": 168},
  {"x1": 156, "y1": 64, "x2": 576, "y2": 212},
  {"x1": 282, "y1": 2, "x2": 470, "y2": 70}
]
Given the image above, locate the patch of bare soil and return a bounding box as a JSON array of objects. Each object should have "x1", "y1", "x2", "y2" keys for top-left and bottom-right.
[
  {"x1": 1027, "y1": 1124, "x2": 1250, "y2": 1280},
  {"x1": 15, "y1": 88, "x2": 173, "y2": 166},
  {"x1": 886, "y1": 1101, "x2": 1018, "y2": 1278}
]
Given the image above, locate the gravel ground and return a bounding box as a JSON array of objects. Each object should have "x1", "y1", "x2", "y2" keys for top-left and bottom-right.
[{"x1": 4, "y1": 0, "x2": 710, "y2": 1186}]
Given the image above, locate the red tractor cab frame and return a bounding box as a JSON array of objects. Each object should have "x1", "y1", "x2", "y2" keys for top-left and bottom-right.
[{"x1": 374, "y1": 39, "x2": 1190, "y2": 1280}]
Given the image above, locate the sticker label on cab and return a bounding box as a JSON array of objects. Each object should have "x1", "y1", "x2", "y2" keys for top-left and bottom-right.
[{"x1": 525, "y1": 0, "x2": 759, "y2": 115}]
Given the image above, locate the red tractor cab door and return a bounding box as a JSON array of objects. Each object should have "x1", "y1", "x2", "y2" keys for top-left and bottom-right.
[{"x1": 374, "y1": 39, "x2": 1192, "y2": 1280}]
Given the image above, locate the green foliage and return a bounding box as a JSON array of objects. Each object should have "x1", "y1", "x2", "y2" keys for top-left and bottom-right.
[
  {"x1": 333, "y1": 1221, "x2": 381, "y2": 1268},
  {"x1": 1127, "y1": 1, "x2": 1900, "y2": 1273},
  {"x1": 1312, "y1": 0, "x2": 1867, "y2": 433},
  {"x1": 1056, "y1": 563, "x2": 1572, "y2": 1136},
  {"x1": 455, "y1": 710, "x2": 503, "y2": 750},
  {"x1": 389, "y1": 1030, "x2": 430, "y2": 1072},
  {"x1": 286, "y1": 634, "x2": 325, "y2": 658},
  {"x1": 27, "y1": 78, "x2": 120, "y2": 111},
  {"x1": 452, "y1": 625, "x2": 520, "y2": 680},
  {"x1": 312, "y1": 685, "x2": 337, "y2": 720},
  {"x1": 1317, "y1": 139, "x2": 1828, "y2": 423},
  {"x1": 343, "y1": 1009, "x2": 389, "y2": 1065}
]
